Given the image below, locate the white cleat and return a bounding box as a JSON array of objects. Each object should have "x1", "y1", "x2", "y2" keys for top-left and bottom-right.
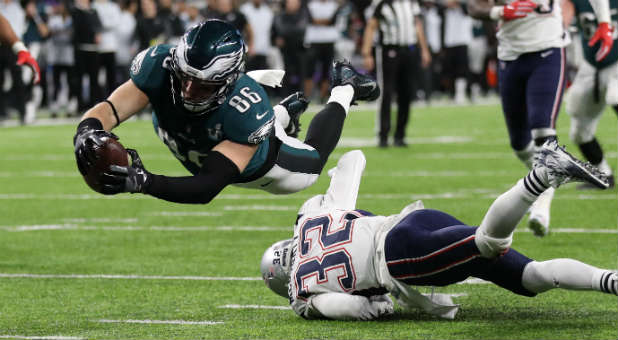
[
  {"x1": 527, "y1": 187, "x2": 554, "y2": 237},
  {"x1": 534, "y1": 140, "x2": 610, "y2": 189}
]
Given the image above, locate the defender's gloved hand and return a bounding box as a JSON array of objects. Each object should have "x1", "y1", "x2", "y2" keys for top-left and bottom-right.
[
  {"x1": 589, "y1": 22, "x2": 614, "y2": 61},
  {"x1": 14, "y1": 46, "x2": 41, "y2": 84},
  {"x1": 278, "y1": 91, "x2": 310, "y2": 138},
  {"x1": 100, "y1": 149, "x2": 152, "y2": 194},
  {"x1": 74, "y1": 122, "x2": 118, "y2": 176},
  {"x1": 500, "y1": 1, "x2": 537, "y2": 21}
]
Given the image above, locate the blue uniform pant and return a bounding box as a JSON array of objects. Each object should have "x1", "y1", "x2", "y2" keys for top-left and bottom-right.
[
  {"x1": 498, "y1": 47, "x2": 566, "y2": 150},
  {"x1": 385, "y1": 209, "x2": 535, "y2": 297}
]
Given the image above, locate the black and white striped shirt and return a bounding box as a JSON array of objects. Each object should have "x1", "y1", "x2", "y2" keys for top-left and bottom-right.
[{"x1": 371, "y1": 0, "x2": 421, "y2": 46}]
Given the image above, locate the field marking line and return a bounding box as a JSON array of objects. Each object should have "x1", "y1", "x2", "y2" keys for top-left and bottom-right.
[
  {"x1": 0, "y1": 273, "x2": 261, "y2": 281},
  {"x1": 1, "y1": 192, "x2": 615, "y2": 201},
  {"x1": 96, "y1": 319, "x2": 222, "y2": 325},
  {"x1": 0, "y1": 336, "x2": 84, "y2": 340},
  {"x1": 0, "y1": 225, "x2": 291, "y2": 232},
  {"x1": 150, "y1": 212, "x2": 223, "y2": 217},
  {"x1": 219, "y1": 304, "x2": 291, "y2": 310},
  {"x1": 1, "y1": 224, "x2": 614, "y2": 233}
]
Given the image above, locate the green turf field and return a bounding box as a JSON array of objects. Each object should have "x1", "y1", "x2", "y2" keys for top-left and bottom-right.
[{"x1": 0, "y1": 102, "x2": 616, "y2": 339}]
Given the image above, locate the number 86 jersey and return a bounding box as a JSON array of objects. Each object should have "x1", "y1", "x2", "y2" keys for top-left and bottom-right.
[
  {"x1": 130, "y1": 44, "x2": 275, "y2": 181},
  {"x1": 289, "y1": 209, "x2": 390, "y2": 317}
]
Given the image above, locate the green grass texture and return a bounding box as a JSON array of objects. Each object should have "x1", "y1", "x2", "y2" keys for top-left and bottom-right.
[{"x1": 0, "y1": 102, "x2": 616, "y2": 339}]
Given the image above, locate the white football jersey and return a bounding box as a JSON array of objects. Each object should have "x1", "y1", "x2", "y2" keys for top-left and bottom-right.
[
  {"x1": 288, "y1": 209, "x2": 389, "y2": 317},
  {"x1": 496, "y1": 0, "x2": 567, "y2": 60}
]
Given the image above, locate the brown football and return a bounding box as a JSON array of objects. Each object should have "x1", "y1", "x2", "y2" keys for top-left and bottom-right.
[{"x1": 82, "y1": 137, "x2": 129, "y2": 193}]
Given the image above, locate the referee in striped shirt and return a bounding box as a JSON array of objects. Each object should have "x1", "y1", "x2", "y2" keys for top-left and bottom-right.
[{"x1": 362, "y1": 0, "x2": 431, "y2": 147}]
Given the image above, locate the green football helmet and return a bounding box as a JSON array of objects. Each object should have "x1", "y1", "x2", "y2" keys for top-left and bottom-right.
[{"x1": 169, "y1": 19, "x2": 247, "y2": 115}]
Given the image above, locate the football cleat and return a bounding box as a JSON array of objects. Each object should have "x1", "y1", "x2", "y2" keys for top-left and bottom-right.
[
  {"x1": 329, "y1": 60, "x2": 380, "y2": 103},
  {"x1": 278, "y1": 91, "x2": 309, "y2": 138},
  {"x1": 577, "y1": 174, "x2": 615, "y2": 190},
  {"x1": 533, "y1": 140, "x2": 610, "y2": 189}
]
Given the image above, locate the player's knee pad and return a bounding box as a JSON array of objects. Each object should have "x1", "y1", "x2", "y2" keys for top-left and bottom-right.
[
  {"x1": 474, "y1": 227, "x2": 513, "y2": 259},
  {"x1": 514, "y1": 141, "x2": 536, "y2": 169}
]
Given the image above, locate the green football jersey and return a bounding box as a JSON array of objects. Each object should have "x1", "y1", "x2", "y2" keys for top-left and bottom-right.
[
  {"x1": 129, "y1": 45, "x2": 275, "y2": 180},
  {"x1": 572, "y1": 0, "x2": 618, "y2": 68}
]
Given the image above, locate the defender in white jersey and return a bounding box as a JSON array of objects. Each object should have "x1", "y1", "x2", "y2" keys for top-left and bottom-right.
[
  {"x1": 469, "y1": 0, "x2": 614, "y2": 236},
  {"x1": 260, "y1": 148, "x2": 613, "y2": 320}
]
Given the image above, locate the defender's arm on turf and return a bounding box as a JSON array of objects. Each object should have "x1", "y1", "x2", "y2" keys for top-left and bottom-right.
[{"x1": 306, "y1": 293, "x2": 393, "y2": 320}]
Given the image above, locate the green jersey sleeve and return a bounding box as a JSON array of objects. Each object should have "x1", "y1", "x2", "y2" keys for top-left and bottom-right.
[{"x1": 222, "y1": 75, "x2": 275, "y2": 145}]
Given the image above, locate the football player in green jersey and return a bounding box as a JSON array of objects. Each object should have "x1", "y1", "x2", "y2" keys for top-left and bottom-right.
[
  {"x1": 563, "y1": 0, "x2": 617, "y2": 188},
  {"x1": 73, "y1": 20, "x2": 380, "y2": 204}
]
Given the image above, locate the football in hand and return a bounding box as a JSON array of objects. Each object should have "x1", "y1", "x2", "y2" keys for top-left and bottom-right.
[{"x1": 83, "y1": 138, "x2": 129, "y2": 193}]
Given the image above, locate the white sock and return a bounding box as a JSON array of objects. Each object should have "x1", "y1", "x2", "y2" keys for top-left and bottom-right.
[
  {"x1": 480, "y1": 177, "x2": 541, "y2": 239},
  {"x1": 474, "y1": 170, "x2": 550, "y2": 258},
  {"x1": 327, "y1": 85, "x2": 354, "y2": 115},
  {"x1": 522, "y1": 259, "x2": 615, "y2": 294}
]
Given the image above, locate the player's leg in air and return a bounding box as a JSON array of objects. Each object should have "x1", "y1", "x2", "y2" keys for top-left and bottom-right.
[
  {"x1": 238, "y1": 60, "x2": 379, "y2": 194},
  {"x1": 499, "y1": 48, "x2": 566, "y2": 237},
  {"x1": 566, "y1": 61, "x2": 616, "y2": 189},
  {"x1": 386, "y1": 141, "x2": 615, "y2": 298}
]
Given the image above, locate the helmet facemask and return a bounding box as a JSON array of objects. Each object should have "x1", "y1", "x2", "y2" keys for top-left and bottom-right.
[{"x1": 169, "y1": 20, "x2": 247, "y2": 116}]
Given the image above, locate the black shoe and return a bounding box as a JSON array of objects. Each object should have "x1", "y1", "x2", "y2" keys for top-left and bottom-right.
[
  {"x1": 378, "y1": 138, "x2": 388, "y2": 148},
  {"x1": 330, "y1": 60, "x2": 380, "y2": 103},
  {"x1": 577, "y1": 174, "x2": 615, "y2": 190},
  {"x1": 394, "y1": 139, "x2": 407, "y2": 147},
  {"x1": 278, "y1": 91, "x2": 309, "y2": 138}
]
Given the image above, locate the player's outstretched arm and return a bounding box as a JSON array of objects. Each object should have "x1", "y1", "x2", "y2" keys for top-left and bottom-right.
[
  {"x1": 81, "y1": 79, "x2": 150, "y2": 131},
  {"x1": 74, "y1": 80, "x2": 150, "y2": 177},
  {"x1": 322, "y1": 150, "x2": 366, "y2": 211},
  {"x1": 307, "y1": 293, "x2": 393, "y2": 320},
  {"x1": 99, "y1": 140, "x2": 255, "y2": 204}
]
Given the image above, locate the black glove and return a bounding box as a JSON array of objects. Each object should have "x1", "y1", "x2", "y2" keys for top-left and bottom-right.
[
  {"x1": 99, "y1": 149, "x2": 152, "y2": 195},
  {"x1": 73, "y1": 120, "x2": 118, "y2": 176},
  {"x1": 278, "y1": 91, "x2": 309, "y2": 138}
]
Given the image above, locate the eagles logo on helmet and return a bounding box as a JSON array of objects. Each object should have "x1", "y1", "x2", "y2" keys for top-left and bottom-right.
[{"x1": 168, "y1": 19, "x2": 247, "y2": 116}]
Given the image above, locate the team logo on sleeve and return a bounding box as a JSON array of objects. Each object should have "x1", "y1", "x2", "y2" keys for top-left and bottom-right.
[
  {"x1": 131, "y1": 49, "x2": 148, "y2": 76},
  {"x1": 248, "y1": 117, "x2": 274, "y2": 144}
]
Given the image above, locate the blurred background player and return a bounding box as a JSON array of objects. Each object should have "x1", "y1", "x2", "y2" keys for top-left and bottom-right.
[
  {"x1": 260, "y1": 147, "x2": 613, "y2": 320},
  {"x1": 362, "y1": 0, "x2": 431, "y2": 148},
  {"x1": 0, "y1": 10, "x2": 40, "y2": 123},
  {"x1": 73, "y1": 20, "x2": 380, "y2": 204},
  {"x1": 468, "y1": 0, "x2": 614, "y2": 237},
  {"x1": 562, "y1": 0, "x2": 618, "y2": 188}
]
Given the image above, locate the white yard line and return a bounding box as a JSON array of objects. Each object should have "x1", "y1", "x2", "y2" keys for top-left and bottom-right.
[
  {"x1": 96, "y1": 319, "x2": 222, "y2": 325},
  {"x1": 0, "y1": 336, "x2": 84, "y2": 340},
  {"x1": 219, "y1": 304, "x2": 291, "y2": 310},
  {"x1": 150, "y1": 212, "x2": 223, "y2": 217},
  {"x1": 0, "y1": 224, "x2": 614, "y2": 233},
  {"x1": 62, "y1": 218, "x2": 138, "y2": 223},
  {"x1": 0, "y1": 225, "x2": 290, "y2": 232},
  {"x1": 0, "y1": 273, "x2": 261, "y2": 281},
  {"x1": 0, "y1": 192, "x2": 614, "y2": 201}
]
